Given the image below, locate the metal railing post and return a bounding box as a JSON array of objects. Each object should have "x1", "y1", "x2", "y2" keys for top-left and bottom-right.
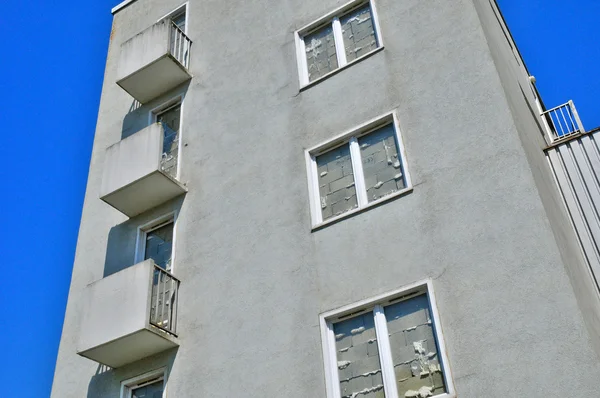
[{"x1": 149, "y1": 264, "x2": 180, "y2": 337}]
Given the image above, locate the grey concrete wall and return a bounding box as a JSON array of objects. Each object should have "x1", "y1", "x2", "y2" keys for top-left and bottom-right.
[
  {"x1": 52, "y1": 0, "x2": 600, "y2": 397},
  {"x1": 472, "y1": 0, "x2": 600, "y2": 357}
]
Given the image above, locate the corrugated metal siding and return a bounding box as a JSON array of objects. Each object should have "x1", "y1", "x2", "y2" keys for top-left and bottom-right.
[{"x1": 547, "y1": 131, "x2": 600, "y2": 284}]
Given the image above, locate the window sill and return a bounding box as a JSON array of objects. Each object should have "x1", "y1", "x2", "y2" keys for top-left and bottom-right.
[
  {"x1": 299, "y1": 46, "x2": 385, "y2": 92},
  {"x1": 311, "y1": 185, "x2": 413, "y2": 231}
]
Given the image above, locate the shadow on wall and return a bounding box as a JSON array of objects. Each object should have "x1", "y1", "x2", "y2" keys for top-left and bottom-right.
[
  {"x1": 121, "y1": 99, "x2": 146, "y2": 140},
  {"x1": 103, "y1": 218, "x2": 138, "y2": 278},
  {"x1": 103, "y1": 198, "x2": 184, "y2": 278},
  {"x1": 121, "y1": 81, "x2": 191, "y2": 141},
  {"x1": 87, "y1": 364, "x2": 116, "y2": 397},
  {"x1": 87, "y1": 348, "x2": 179, "y2": 398}
]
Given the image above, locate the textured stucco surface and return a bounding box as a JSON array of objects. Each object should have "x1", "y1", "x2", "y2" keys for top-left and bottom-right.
[
  {"x1": 472, "y1": 0, "x2": 600, "y2": 358},
  {"x1": 52, "y1": 0, "x2": 600, "y2": 397}
]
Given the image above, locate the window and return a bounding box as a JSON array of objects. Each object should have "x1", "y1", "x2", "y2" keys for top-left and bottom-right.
[
  {"x1": 159, "y1": 3, "x2": 188, "y2": 33},
  {"x1": 295, "y1": 0, "x2": 383, "y2": 86},
  {"x1": 136, "y1": 214, "x2": 175, "y2": 271},
  {"x1": 121, "y1": 368, "x2": 165, "y2": 398},
  {"x1": 151, "y1": 98, "x2": 182, "y2": 179},
  {"x1": 305, "y1": 113, "x2": 412, "y2": 227},
  {"x1": 320, "y1": 281, "x2": 455, "y2": 398},
  {"x1": 170, "y1": 9, "x2": 186, "y2": 32},
  {"x1": 159, "y1": 4, "x2": 189, "y2": 65}
]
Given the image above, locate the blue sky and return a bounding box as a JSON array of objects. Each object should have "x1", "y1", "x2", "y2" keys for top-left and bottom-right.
[{"x1": 0, "y1": 1, "x2": 597, "y2": 397}]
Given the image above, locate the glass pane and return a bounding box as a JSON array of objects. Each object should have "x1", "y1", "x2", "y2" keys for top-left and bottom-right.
[
  {"x1": 157, "y1": 104, "x2": 181, "y2": 178},
  {"x1": 341, "y1": 5, "x2": 378, "y2": 62},
  {"x1": 333, "y1": 313, "x2": 385, "y2": 398},
  {"x1": 132, "y1": 380, "x2": 164, "y2": 398},
  {"x1": 384, "y1": 295, "x2": 447, "y2": 397},
  {"x1": 316, "y1": 144, "x2": 357, "y2": 221},
  {"x1": 304, "y1": 24, "x2": 338, "y2": 82},
  {"x1": 145, "y1": 222, "x2": 174, "y2": 270},
  {"x1": 171, "y1": 12, "x2": 186, "y2": 31},
  {"x1": 358, "y1": 124, "x2": 406, "y2": 203}
]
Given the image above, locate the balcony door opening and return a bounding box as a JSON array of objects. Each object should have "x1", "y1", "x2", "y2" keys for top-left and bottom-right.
[
  {"x1": 153, "y1": 100, "x2": 181, "y2": 179},
  {"x1": 161, "y1": 4, "x2": 189, "y2": 66},
  {"x1": 143, "y1": 219, "x2": 174, "y2": 271}
]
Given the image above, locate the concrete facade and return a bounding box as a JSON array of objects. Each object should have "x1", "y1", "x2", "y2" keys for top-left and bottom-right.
[{"x1": 52, "y1": 0, "x2": 600, "y2": 397}]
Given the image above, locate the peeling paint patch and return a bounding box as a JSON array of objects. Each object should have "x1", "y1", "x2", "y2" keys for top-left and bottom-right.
[
  {"x1": 351, "y1": 326, "x2": 365, "y2": 334},
  {"x1": 405, "y1": 386, "x2": 433, "y2": 398},
  {"x1": 338, "y1": 360, "x2": 352, "y2": 369},
  {"x1": 343, "y1": 384, "x2": 384, "y2": 398}
]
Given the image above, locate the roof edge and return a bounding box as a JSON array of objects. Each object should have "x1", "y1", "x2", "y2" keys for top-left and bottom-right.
[{"x1": 112, "y1": 0, "x2": 138, "y2": 14}]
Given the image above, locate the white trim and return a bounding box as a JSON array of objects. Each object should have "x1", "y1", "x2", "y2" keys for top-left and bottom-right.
[
  {"x1": 369, "y1": 0, "x2": 384, "y2": 47},
  {"x1": 306, "y1": 111, "x2": 413, "y2": 229},
  {"x1": 331, "y1": 17, "x2": 347, "y2": 67},
  {"x1": 149, "y1": 95, "x2": 184, "y2": 125},
  {"x1": 319, "y1": 280, "x2": 456, "y2": 398},
  {"x1": 392, "y1": 112, "x2": 413, "y2": 189},
  {"x1": 112, "y1": 0, "x2": 137, "y2": 14},
  {"x1": 120, "y1": 367, "x2": 166, "y2": 398},
  {"x1": 305, "y1": 151, "x2": 322, "y2": 226},
  {"x1": 374, "y1": 305, "x2": 399, "y2": 398},
  {"x1": 295, "y1": 31, "x2": 309, "y2": 87},
  {"x1": 425, "y1": 280, "x2": 456, "y2": 397},
  {"x1": 295, "y1": 0, "x2": 383, "y2": 88},
  {"x1": 321, "y1": 318, "x2": 341, "y2": 398},
  {"x1": 297, "y1": 0, "x2": 371, "y2": 33},
  {"x1": 134, "y1": 212, "x2": 177, "y2": 272},
  {"x1": 157, "y1": 2, "x2": 189, "y2": 34},
  {"x1": 349, "y1": 137, "x2": 368, "y2": 207}
]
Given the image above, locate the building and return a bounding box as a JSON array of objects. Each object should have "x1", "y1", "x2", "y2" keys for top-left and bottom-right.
[{"x1": 51, "y1": 0, "x2": 600, "y2": 397}]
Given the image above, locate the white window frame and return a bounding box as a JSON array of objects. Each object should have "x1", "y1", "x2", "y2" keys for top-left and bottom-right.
[
  {"x1": 320, "y1": 279, "x2": 456, "y2": 398},
  {"x1": 149, "y1": 95, "x2": 185, "y2": 180},
  {"x1": 305, "y1": 111, "x2": 412, "y2": 229},
  {"x1": 120, "y1": 368, "x2": 167, "y2": 398},
  {"x1": 135, "y1": 212, "x2": 178, "y2": 272},
  {"x1": 295, "y1": 0, "x2": 384, "y2": 88},
  {"x1": 157, "y1": 2, "x2": 189, "y2": 34}
]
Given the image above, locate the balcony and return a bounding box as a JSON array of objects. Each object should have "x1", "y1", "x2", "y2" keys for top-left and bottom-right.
[
  {"x1": 542, "y1": 100, "x2": 586, "y2": 144},
  {"x1": 117, "y1": 20, "x2": 192, "y2": 103},
  {"x1": 100, "y1": 122, "x2": 186, "y2": 217},
  {"x1": 77, "y1": 260, "x2": 180, "y2": 368}
]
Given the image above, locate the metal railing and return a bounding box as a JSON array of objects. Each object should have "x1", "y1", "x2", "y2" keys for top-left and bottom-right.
[
  {"x1": 150, "y1": 265, "x2": 180, "y2": 336},
  {"x1": 160, "y1": 123, "x2": 179, "y2": 179},
  {"x1": 542, "y1": 100, "x2": 585, "y2": 143},
  {"x1": 169, "y1": 22, "x2": 192, "y2": 69}
]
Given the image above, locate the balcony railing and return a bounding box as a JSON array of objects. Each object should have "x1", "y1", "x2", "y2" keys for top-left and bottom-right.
[
  {"x1": 117, "y1": 20, "x2": 193, "y2": 103},
  {"x1": 100, "y1": 123, "x2": 187, "y2": 217},
  {"x1": 542, "y1": 100, "x2": 586, "y2": 144},
  {"x1": 77, "y1": 260, "x2": 180, "y2": 368},
  {"x1": 150, "y1": 265, "x2": 180, "y2": 336},
  {"x1": 169, "y1": 22, "x2": 191, "y2": 69}
]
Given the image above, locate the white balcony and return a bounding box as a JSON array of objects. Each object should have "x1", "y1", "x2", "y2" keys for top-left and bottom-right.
[
  {"x1": 100, "y1": 122, "x2": 186, "y2": 217},
  {"x1": 542, "y1": 100, "x2": 586, "y2": 144},
  {"x1": 77, "y1": 260, "x2": 180, "y2": 368},
  {"x1": 117, "y1": 20, "x2": 192, "y2": 103}
]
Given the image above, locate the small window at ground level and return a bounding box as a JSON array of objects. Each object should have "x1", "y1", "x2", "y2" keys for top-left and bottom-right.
[
  {"x1": 121, "y1": 369, "x2": 165, "y2": 398},
  {"x1": 296, "y1": 1, "x2": 382, "y2": 86},
  {"x1": 306, "y1": 114, "x2": 411, "y2": 227},
  {"x1": 320, "y1": 282, "x2": 455, "y2": 398}
]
